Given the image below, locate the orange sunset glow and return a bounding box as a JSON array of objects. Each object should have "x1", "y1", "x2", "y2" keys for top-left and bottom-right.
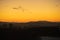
[{"x1": 0, "y1": 0, "x2": 60, "y2": 22}]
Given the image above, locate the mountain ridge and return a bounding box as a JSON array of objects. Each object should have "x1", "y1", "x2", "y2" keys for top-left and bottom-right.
[{"x1": 0, "y1": 21, "x2": 60, "y2": 28}]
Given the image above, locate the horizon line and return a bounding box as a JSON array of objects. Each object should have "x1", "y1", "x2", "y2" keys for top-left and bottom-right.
[{"x1": 0, "y1": 20, "x2": 60, "y2": 23}]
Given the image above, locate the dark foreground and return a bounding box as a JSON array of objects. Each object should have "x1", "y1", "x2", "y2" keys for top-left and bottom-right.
[
  {"x1": 0, "y1": 22, "x2": 60, "y2": 40},
  {"x1": 0, "y1": 27, "x2": 60, "y2": 40}
]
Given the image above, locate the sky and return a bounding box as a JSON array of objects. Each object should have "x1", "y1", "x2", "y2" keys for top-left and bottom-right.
[{"x1": 0, "y1": 0, "x2": 60, "y2": 22}]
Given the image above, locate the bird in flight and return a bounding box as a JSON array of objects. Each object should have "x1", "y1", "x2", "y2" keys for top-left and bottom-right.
[
  {"x1": 13, "y1": 6, "x2": 22, "y2": 9},
  {"x1": 13, "y1": 6, "x2": 25, "y2": 12},
  {"x1": 13, "y1": 8, "x2": 18, "y2": 9},
  {"x1": 19, "y1": 6, "x2": 25, "y2": 12},
  {"x1": 13, "y1": 6, "x2": 32, "y2": 13}
]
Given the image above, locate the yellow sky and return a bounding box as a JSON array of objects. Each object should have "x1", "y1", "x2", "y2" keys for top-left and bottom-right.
[{"x1": 0, "y1": 0, "x2": 60, "y2": 22}]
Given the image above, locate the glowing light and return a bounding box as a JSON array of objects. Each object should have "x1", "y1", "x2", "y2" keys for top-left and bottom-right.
[{"x1": 0, "y1": 0, "x2": 60, "y2": 22}]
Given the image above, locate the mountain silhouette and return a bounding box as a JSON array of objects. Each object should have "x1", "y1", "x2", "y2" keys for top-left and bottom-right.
[{"x1": 0, "y1": 21, "x2": 60, "y2": 28}]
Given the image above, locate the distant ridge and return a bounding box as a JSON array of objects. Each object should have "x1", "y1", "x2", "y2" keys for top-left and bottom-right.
[
  {"x1": 0, "y1": 21, "x2": 60, "y2": 23},
  {"x1": 0, "y1": 21, "x2": 60, "y2": 27}
]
